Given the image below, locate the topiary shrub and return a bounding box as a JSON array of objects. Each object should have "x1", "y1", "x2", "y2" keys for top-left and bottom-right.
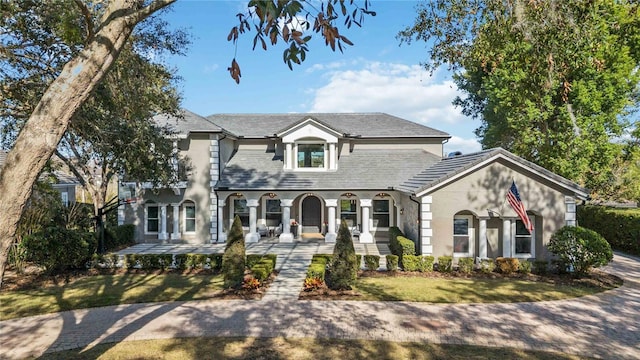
[
  {"x1": 548, "y1": 225, "x2": 613, "y2": 275},
  {"x1": 364, "y1": 255, "x2": 380, "y2": 271},
  {"x1": 388, "y1": 226, "x2": 404, "y2": 256},
  {"x1": 402, "y1": 255, "x2": 421, "y2": 271},
  {"x1": 519, "y1": 260, "x2": 532, "y2": 274},
  {"x1": 222, "y1": 216, "x2": 246, "y2": 289},
  {"x1": 386, "y1": 254, "x2": 399, "y2": 272},
  {"x1": 457, "y1": 257, "x2": 474, "y2": 274},
  {"x1": 20, "y1": 227, "x2": 96, "y2": 274},
  {"x1": 496, "y1": 257, "x2": 520, "y2": 274},
  {"x1": 246, "y1": 254, "x2": 264, "y2": 268},
  {"x1": 479, "y1": 258, "x2": 495, "y2": 274},
  {"x1": 327, "y1": 220, "x2": 358, "y2": 290},
  {"x1": 419, "y1": 256, "x2": 435, "y2": 272},
  {"x1": 437, "y1": 256, "x2": 453, "y2": 273}
]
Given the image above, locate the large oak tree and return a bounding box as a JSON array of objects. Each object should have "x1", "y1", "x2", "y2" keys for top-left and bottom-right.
[{"x1": 0, "y1": 0, "x2": 373, "y2": 286}]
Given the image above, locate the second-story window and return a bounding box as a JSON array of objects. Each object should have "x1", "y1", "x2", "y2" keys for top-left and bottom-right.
[{"x1": 297, "y1": 143, "x2": 325, "y2": 168}]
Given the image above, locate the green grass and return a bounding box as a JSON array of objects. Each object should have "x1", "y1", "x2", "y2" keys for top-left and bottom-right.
[
  {"x1": 38, "y1": 337, "x2": 590, "y2": 360},
  {"x1": 0, "y1": 273, "x2": 224, "y2": 320},
  {"x1": 348, "y1": 276, "x2": 615, "y2": 303}
]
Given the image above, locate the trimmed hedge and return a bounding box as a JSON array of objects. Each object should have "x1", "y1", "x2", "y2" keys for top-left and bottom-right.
[
  {"x1": 388, "y1": 226, "x2": 404, "y2": 256},
  {"x1": 386, "y1": 254, "x2": 399, "y2": 271},
  {"x1": 402, "y1": 255, "x2": 435, "y2": 272},
  {"x1": 578, "y1": 205, "x2": 640, "y2": 256},
  {"x1": 457, "y1": 257, "x2": 474, "y2": 274},
  {"x1": 479, "y1": 258, "x2": 495, "y2": 274},
  {"x1": 496, "y1": 257, "x2": 520, "y2": 274},
  {"x1": 437, "y1": 256, "x2": 452, "y2": 273},
  {"x1": 250, "y1": 256, "x2": 276, "y2": 282},
  {"x1": 364, "y1": 255, "x2": 380, "y2": 271},
  {"x1": 21, "y1": 227, "x2": 96, "y2": 273}
]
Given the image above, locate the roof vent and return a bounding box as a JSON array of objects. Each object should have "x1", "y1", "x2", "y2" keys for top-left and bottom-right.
[{"x1": 447, "y1": 151, "x2": 463, "y2": 157}]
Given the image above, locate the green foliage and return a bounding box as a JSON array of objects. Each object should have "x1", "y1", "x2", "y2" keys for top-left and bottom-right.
[
  {"x1": 246, "y1": 254, "x2": 264, "y2": 269},
  {"x1": 363, "y1": 255, "x2": 380, "y2": 271},
  {"x1": 222, "y1": 216, "x2": 246, "y2": 289},
  {"x1": 533, "y1": 260, "x2": 549, "y2": 275},
  {"x1": 328, "y1": 221, "x2": 358, "y2": 290},
  {"x1": 549, "y1": 225, "x2": 613, "y2": 274},
  {"x1": 578, "y1": 205, "x2": 640, "y2": 256},
  {"x1": 496, "y1": 257, "x2": 520, "y2": 275},
  {"x1": 457, "y1": 257, "x2": 474, "y2": 274},
  {"x1": 20, "y1": 227, "x2": 96, "y2": 273},
  {"x1": 519, "y1": 260, "x2": 532, "y2": 274},
  {"x1": 307, "y1": 263, "x2": 327, "y2": 281},
  {"x1": 399, "y1": 0, "x2": 640, "y2": 196},
  {"x1": 125, "y1": 254, "x2": 173, "y2": 270},
  {"x1": 479, "y1": 258, "x2": 495, "y2": 274},
  {"x1": 421, "y1": 256, "x2": 435, "y2": 272},
  {"x1": 437, "y1": 256, "x2": 453, "y2": 273},
  {"x1": 385, "y1": 255, "x2": 399, "y2": 272},
  {"x1": 388, "y1": 226, "x2": 405, "y2": 256},
  {"x1": 402, "y1": 255, "x2": 434, "y2": 272},
  {"x1": 104, "y1": 224, "x2": 136, "y2": 252}
]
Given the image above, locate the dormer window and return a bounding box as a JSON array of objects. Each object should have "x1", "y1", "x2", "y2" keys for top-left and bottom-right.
[{"x1": 297, "y1": 143, "x2": 326, "y2": 169}]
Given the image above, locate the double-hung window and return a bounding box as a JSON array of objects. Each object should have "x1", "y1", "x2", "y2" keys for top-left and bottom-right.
[
  {"x1": 265, "y1": 199, "x2": 281, "y2": 227},
  {"x1": 513, "y1": 216, "x2": 535, "y2": 258},
  {"x1": 340, "y1": 199, "x2": 358, "y2": 228},
  {"x1": 372, "y1": 199, "x2": 390, "y2": 228},
  {"x1": 184, "y1": 203, "x2": 196, "y2": 233},
  {"x1": 234, "y1": 199, "x2": 249, "y2": 227},
  {"x1": 146, "y1": 203, "x2": 159, "y2": 233},
  {"x1": 453, "y1": 215, "x2": 474, "y2": 257}
]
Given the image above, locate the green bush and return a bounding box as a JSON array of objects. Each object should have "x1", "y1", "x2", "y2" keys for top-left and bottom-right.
[
  {"x1": 402, "y1": 255, "x2": 421, "y2": 271},
  {"x1": 548, "y1": 225, "x2": 613, "y2": 274},
  {"x1": 222, "y1": 216, "x2": 246, "y2": 288},
  {"x1": 251, "y1": 264, "x2": 270, "y2": 282},
  {"x1": 496, "y1": 257, "x2": 520, "y2": 274},
  {"x1": 307, "y1": 263, "x2": 327, "y2": 281},
  {"x1": 328, "y1": 221, "x2": 358, "y2": 290},
  {"x1": 533, "y1": 260, "x2": 548, "y2": 275},
  {"x1": 386, "y1": 254, "x2": 399, "y2": 271},
  {"x1": 246, "y1": 254, "x2": 264, "y2": 268},
  {"x1": 479, "y1": 258, "x2": 495, "y2": 274},
  {"x1": 519, "y1": 260, "x2": 532, "y2": 274},
  {"x1": 457, "y1": 257, "x2": 474, "y2": 274},
  {"x1": 388, "y1": 226, "x2": 404, "y2": 256},
  {"x1": 578, "y1": 205, "x2": 640, "y2": 256},
  {"x1": 420, "y1": 256, "x2": 435, "y2": 272},
  {"x1": 437, "y1": 256, "x2": 452, "y2": 273},
  {"x1": 364, "y1": 255, "x2": 380, "y2": 271},
  {"x1": 21, "y1": 227, "x2": 96, "y2": 273},
  {"x1": 90, "y1": 253, "x2": 120, "y2": 268}
]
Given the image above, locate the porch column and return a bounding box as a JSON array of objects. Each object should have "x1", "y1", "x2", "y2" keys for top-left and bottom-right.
[
  {"x1": 502, "y1": 218, "x2": 512, "y2": 257},
  {"x1": 359, "y1": 199, "x2": 373, "y2": 243},
  {"x1": 328, "y1": 143, "x2": 336, "y2": 170},
  {"x1": 217, "y1": 199, "x2": 227, "y2": 243},
  {"x1": 285, "y1": 143, "x2": 293, "y2": 169},
  {"x1": 325, "y1": 199, "x2": 338, "y2": 243},
  {"x1": 171, "y1": 204, "x2": 180, "y2": 242},
  {"x1": 245, "y1": 199, "x2": 260, "y2": 243},
  {"x1": 158, "y1": 203, "x2": 168, "y2": 242},
  {"x1": 279, "y1": 199, "x2": 294, "y2": 242},
  {"x1": 479, "y1": 217, "x2": 488, "y2": 259}
]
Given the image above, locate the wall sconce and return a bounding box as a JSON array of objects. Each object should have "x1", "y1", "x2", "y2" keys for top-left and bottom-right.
[
  {"x1": 268, "y1": 193, "x2": 276, "y2": 198},
  {"x1": 376, "y1": 192, "x2": 387, "y2": 197},
  {"x1": 345, "y1": 193, "x2": 353, "y2": 198},
  {"x1": 235, "y1": 193, "x2": 242, "y2": 197},
  {"x1": 400, "y1": 208, "x2": 404, "y2": 215}
]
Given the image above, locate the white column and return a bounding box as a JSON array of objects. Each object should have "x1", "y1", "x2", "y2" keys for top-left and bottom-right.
[
  {"x1": 217, "y1": 199, "x2": 227, "y2": 243},
  {"x1": 359, "y1": 199, "x2": 373, "y2": 243},
  {"x1": 502, "y1": 218, "x2": 512, "y2": 257},
  {"x1": 479, "y1": 217, "x2": 488, "y2": 259},
  {"x1": 171, "y1": 204, "x2": 180, "y2": 241},
  {"x1": 565, "y1": 196, "x2": 577, "y2": 226},
  {"x1": 245, "y1": 199, "x2": 260, "y2": 243},
  {"x1": 329, "y1": 143, "x2": 336, "y2": 170},
  {"x1": 325, "y1": 199, "x2": 337, "y2": 243},
  {"x1": 209, "y1": 134, "x2": 219, "y2": 243},
  {"x1": 285, "y1": 143, "x2": 293, "y2": 169},
  {"x1": 279, "y1": 199, "x2": 294, "y2": 242},
  {"x1": 159, "y1": 204, "x2": 168, "y2": 242},
  {"x1": 421, "y1": 196, "x2": 433, "y2": 255}
]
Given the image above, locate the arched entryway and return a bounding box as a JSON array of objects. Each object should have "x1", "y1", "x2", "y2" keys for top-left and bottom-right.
[{"x1": 302, "y1": 195, "x2": 322, "y2": 233}]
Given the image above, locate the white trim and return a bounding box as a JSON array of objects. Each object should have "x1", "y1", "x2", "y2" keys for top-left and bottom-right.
[
  {"x1": 415, "y1": 153, "x2": 589, "y2": 199},
  {"x1": 277, "y1": 117, "x2": 342, "y2": 138},
  {"x1": 294, "y1": 142, "x2": 328, "y2": 171},
  {"x1": 183, "y1": 201, "x2": 196, "y2": 234},
  {"x1": 512, "y1": 215, "x2": 536, "y2": 259},
  {"x1": 144, "y1": 202, "x2": 159, "y2": 235},
  {"x1": 453, "y1": 215, "x2": 474, "y2": 258}
]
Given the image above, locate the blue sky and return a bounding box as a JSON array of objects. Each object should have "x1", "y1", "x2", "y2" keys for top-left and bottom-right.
[{"x1": 161, "y1": 0, "x2": 482, "y2": 154}]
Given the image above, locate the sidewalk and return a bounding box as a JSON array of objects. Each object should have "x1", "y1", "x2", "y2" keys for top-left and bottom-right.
[{"x1": 1, "y1": 251, "x2": 638, "y2": 359}]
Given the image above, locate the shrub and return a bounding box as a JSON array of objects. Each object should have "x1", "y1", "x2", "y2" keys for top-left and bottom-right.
[
  {"x1": 402, "y1": 255, "x2": 421, "y2": 271},
  {"x1": 242, "y1": 277, "x2": 261, "y2": 290},
  {"x1": 388, "y1": 226, "x2": 404, "y2": 256},
  {"x1": 90, "y1": 253, "x2": 120, "y2": 268},
  {"x1": 21, "y1": 227, "x2": 96, "y2": 273},
  {"x1": 246, "y1": 254, "x2": 264, "y2": 268},
  {"x1": 496, "y1": 257, "x2": 520, "y2": 274},
  {"x1": 420, "y1": 256, "x2": 435, "y2": 272},
  {"x1": 457, "y1": 257, "x2": 474, "y2": 274},
  {"x1": 578, "y1": 205, "x2": 640, "y2": 256},
  {"x1": 548, "y1": 225, "x2": 613, "y2": 274},
  {"x1": 251, "y1": 265, "x2": 270, "y2": 282},
  {"x1": 533, "y1": 260, "x2": 548, "y2": 275},
  {"x1": 304, "y1": 277, "x2": 324, "y2": 291},
  {"x1": 386, "y1": 254, "x2": 399, "y2": 271},
  {"x1": 222, "y1": 216, "x2": 246, "y2": 288},
  {"x1": 437, "y1": 256, "x2": 452, "y2": 273},
  {"x1": 307, "y1": 263, "x2": 327, "y2": 281},
  {"x1": 364, "y1": 255, "x2": 380, "y2": 271},
  {"x1": 479, "y1": 258, "x2": 495, "y2": 274},
  {"x1": 327, "y1": 221, "x2": 358, "y2": 290},
  {"x1": 519, "y1": 260, "x2": 532, "y2": 274}
]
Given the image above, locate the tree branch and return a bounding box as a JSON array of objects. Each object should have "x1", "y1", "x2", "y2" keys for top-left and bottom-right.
[{"x1": 74, "y1": 0, "x2": 96, "y2": 43}]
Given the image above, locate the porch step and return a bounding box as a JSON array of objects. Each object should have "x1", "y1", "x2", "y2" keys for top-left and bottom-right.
[{"x1": 302, "y1": 225, "x2": 320, "y2": 233}]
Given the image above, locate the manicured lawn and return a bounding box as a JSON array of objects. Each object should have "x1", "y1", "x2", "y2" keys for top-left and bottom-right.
[
  {"x1": 0, "y1": 272, "x2": 225, "y2": 320},
  {"x1": 38, "y1": 337, "x2": 589, "y2": 360}
]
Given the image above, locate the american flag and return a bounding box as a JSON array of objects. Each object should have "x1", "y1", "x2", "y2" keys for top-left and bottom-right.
[{"x1": 507, "y1": 181, "x2": 533, "y2": 234}]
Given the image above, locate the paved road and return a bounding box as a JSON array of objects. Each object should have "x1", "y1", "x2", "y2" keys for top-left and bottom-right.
[{"x1": 1, "y1": 250, "x2": 638, "y2": 359}]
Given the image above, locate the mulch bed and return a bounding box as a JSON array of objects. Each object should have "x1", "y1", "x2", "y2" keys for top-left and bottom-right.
[{"x1": 298, "y1": 269, "x2": 623, "y2": 300}]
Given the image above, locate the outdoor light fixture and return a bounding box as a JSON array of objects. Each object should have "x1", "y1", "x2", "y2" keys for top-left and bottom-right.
[
  {"x1": 235, "y1": 193, "x2": 242, "y2": 197},
  {"x1": 268, "y1": 193, "x2": 276, "y2": 198},
  {"x1": 400, "y1": 208, "x2": 404, "y2": 215},
  {"x1": 345, "y1": 193, "x2": 353, "y2": 198}
]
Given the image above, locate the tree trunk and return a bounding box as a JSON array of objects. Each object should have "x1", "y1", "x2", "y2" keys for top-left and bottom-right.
[{"x1": 0, "y1": 0, "x2": 175, "y2": 287}]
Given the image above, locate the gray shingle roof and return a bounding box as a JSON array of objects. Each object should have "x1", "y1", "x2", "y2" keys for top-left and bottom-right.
[
  {"x1": 207, "y1": 113, "x2": 450, "y2": 138},
  {"x1": 218, "y1": 148, "x2": 441, "y2": 190},
  {"x1": 154, "y1": 109, "x2": 222, "y2": 136},
  {"x1": 397, "y1": 148, "x2": 589, "y2": 198}
]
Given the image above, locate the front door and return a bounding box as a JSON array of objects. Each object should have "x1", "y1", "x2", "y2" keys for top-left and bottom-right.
[{"x1": 302, "y1": 196, "x2": 321, "y2": 233}]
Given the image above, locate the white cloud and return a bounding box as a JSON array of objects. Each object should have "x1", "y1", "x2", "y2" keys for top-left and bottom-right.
[
  {"x1": 203, "y1": 64, "x2": 219, "y2": 74},
  {"x1": 308, "y1": 62, "x2": 467, "y2": 126},
  {"x1": 444, "y1": 136, "x2": 482, "y2": 155}
]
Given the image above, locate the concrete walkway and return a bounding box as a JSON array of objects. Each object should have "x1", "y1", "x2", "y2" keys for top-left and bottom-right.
[{"x1": 1, "y1": 251, "x2": 639, "y2": 359}]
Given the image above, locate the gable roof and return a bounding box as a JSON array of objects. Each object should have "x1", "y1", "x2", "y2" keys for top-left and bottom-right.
[
  {"x1": 217, "y1": 147, "x2": 441, "y2": 190},
  {"x1": 397, "y1": 148, "x2": 589, "y2": 200},
  {"x1": 207, "y1": 113, "x2": 450, "y2": 139},
  {"x1": 153, "y1": 109, "x2": 223, "y2": 138}
]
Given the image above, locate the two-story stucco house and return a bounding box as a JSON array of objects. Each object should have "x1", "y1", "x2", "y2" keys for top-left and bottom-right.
[{"x1": 120, "y1": 110, "x2": 588, "y2": 260}]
